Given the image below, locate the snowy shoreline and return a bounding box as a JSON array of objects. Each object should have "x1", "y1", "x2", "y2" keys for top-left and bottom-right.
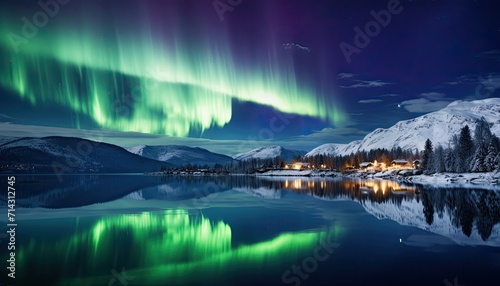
[
  {"x1": 349, "y1": 170, "x2": 500, "y2": 190},
  {"x1": 255, "y1": 169, "x2": 339, "y2": 177},
  {"x1": 147, "y1": 168, "x2": 500, "y2": 190},
  {"x1": 402, "y1": 171, "x2": 500, "y2": 189},
  {"x1": 256, "y1": 169, "x2": 500, "y2": 190}
]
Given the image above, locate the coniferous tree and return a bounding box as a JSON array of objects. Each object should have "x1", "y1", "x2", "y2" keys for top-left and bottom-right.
[
  {"x1": 451, "y1": 134, "x2": 459, "y2": 147},
  {"x1": 474, "y1": 117, "x2": 492, "y2": 148},
  {"x1": 495, "y1": 153, "x2": 500, "y2": 171},
  {"x1": 470, "y1": 144, "x2": 487, "y2": 172},
  {"x1": 422, "y1": 139, "x2": 433, "y2": 172},
  {"x1": 457, "y1": 125, "x2": 474, "y2": 172},
  {"x1": 444, "y1": 146, "x2": 455, "y2": 172},
  {"x1": 491, "y1": 135, "x2": 500, "y2": 151},
  {"x1": 395, "y1": 146, "x2": 403, "y2": 159},
  {"x1": 380, "y1": 153, "x2": 390, "y2": 166},
  {"x1": 485, "y1": 140, "x2": 498, "y2": 172},
  {"x1": 432, "y1": 145, "x2": 445, "y2": 173}
]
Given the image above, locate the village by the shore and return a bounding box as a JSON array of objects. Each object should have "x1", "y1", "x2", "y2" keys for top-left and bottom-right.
[{"x1": 148, "y1": 158, "x2": 500, "y2": 190}]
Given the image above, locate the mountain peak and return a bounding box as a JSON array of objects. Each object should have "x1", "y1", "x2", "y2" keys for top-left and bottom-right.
[
  {"x1": 126, "y1": 144, "x2": 234, "y2": 167},
  {"x1": 309, "y1": 98, "x2": 500, "y2": 156},
  {"x1": 232, "y1": 146, "x2": 306, "y2": 162}
]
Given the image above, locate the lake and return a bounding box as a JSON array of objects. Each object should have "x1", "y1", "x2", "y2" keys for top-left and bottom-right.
[{"x1": 1, "y1": 174, "x2": 499, "y2": 285}]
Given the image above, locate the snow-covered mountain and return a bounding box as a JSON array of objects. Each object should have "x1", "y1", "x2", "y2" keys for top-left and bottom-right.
[
  {"x1": 305, "y1": 143, "x2": 350, "y2": 157},
  {"x1": 309, "y1": 99, "x2": 500, "y2": 156},
  {"x1": 0, "y1": 136, "x2": 171, "y2": 173},
  {"x1": 283, "y1": 179, "x2": 500, "y2": 247},
  {"x1": 126, "y1": 145, "x2": 234, "y2": 167},
  {"x1": 232, "y1": 146, "x2": 306, "y2": 162},
  {"x1": 0, "y1": 136, "x2": 18, "y2": 145},
  {"x1": 360, "y1": 196, "x2": 500, "y2": 247}
]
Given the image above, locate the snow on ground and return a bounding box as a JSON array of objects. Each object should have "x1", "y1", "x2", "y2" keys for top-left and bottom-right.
[
  {"x1": 257, "y1": 169, "x2": 341, "y2": 177},
  {"x1": 259, "y1": 168, "x2": 500, "y2": 190},
  {"x1": 257, "y1": 169, "x2": 313, "y2": 176}
]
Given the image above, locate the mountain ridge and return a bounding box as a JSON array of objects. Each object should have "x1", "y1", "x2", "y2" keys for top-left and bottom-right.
[
  {"x1": 308, "y1": 98, "x2": 500, "y2": 157},
  {"x1": 0, "y1": 136, "x2": 171, "y2": 173},
  {"x1": 232, "y1": 146, "x2": 307, "y2": 162},
  {"x1": 126, "y1": 144, "x2": 235, "y2": 167}
]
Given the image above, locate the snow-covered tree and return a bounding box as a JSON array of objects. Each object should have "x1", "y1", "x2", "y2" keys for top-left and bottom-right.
[
  {"x1": 474, "y1": 117, "x2": 493, "y2": 148},
  {"x1": 484, "y1": 140, "x2": 498, "y2": 172},
  {"x1": 470, "y1": 144, "x2": 487, "y2": 172},
  {"x1": 432, "y1": 145, "x2": 445, "y2": 173},
  {"x1": 495, "y1": 153, "x2": 500, "y2": 171},
  {"x1": 444, "y1": 147, "x2": 455, "y2": 172}
]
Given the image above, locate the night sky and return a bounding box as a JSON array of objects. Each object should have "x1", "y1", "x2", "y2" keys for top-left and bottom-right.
[{"x1": 1, "y1": 0, "x2": 499, "y2": 154}]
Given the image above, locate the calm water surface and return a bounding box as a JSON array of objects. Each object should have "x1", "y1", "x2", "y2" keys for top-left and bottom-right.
[{"x1": 0, "y1": 174, "x2": 499, "y2": 285}]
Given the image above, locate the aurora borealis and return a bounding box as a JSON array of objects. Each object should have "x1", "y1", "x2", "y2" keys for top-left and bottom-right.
[
  {"x1": 15, "y1": 209, "x2": 343, "y2": 285},
  {"x1": 0, "y1": 0, "x2": 343, "y2": 138},
  {"x1": 1, "y1": 0, "x2": 499, "y2": 151}
]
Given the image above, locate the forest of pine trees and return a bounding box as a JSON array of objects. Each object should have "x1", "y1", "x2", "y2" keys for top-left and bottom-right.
[
  {"x1": 301, "y1": 146, "x2": 419, "y2": 171},
  {"x1": 174, "y1": 117, "x2": 500, "y2": 174},
  {"x1": 422, "y1": 117, "x2": 500, "y2": 173},
  {"x1": 213, "y1": 146, "x2": 420, "y2": 173},
  {"x1": 299, "y1": 117, "x2": 499, "y2": 174}
]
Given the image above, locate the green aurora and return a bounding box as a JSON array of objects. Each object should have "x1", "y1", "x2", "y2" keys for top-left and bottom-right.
[
  {"x1": 17, "y1": 209, "x2": 343, "y2": 285},
  {"x1": 0, "y1": 6, "x2": 345, "y2": 137}
]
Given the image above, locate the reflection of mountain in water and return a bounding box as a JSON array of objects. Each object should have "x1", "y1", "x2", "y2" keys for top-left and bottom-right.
[
  {"x1": 361, "y1": 189, "x2": 500, "y2": 247},
  {"x1": 0, "y1": 175, "x2": 284, "y2": 208},
  {"x1": 2, "y1": 175, "x2": 498, "y2": 245},
  {"x1": 125, "y1": 175, "x2": 283, "y2": 201},
  {"x1": 0, "y1": 175, "x2": 163, "y2": 208},
  {"x1": 278, "y1": 178, "x2": 500, "y2": 246}
]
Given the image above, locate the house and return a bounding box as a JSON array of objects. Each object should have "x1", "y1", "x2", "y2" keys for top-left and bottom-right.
[
  {"x1": 283, "y1": 162, "x2": 310, "y2": 170},
  {"x1": 293, "y1": 162, "x2": 310, "y2": 170},
  {"x1": 391, "y1": 159, "x2": 410, "y2": 168},
  {"x1": 359, "y1": 162, "x2": 373, "y2": 169}
]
